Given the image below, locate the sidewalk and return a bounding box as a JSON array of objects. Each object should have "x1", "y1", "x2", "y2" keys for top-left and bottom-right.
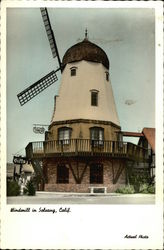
[
  {"x1": 7, "y1": 191, "x2": 155, "y2": 204},
  {"x1": 37, "y1": 191, "x2": 155, "y2": 197}
]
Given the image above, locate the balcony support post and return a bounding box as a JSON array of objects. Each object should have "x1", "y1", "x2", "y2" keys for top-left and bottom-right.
[
  {"x1": 78, "y1": 161, "x2": 89, "y2": 184},
  {"x1": 113, "y1": 160, "x2": 125, "y2": 184},
  {"x1": 67, "y1": 161, "x2": 89, "y2": 184},
  {"x1": 76, "y1": 160, "x2": 80, "y2": 181},
  {"x1": 68, "y1": 162, "x2": 79, "y2": 184},
  {"x1": 125, "y1": 161, "x2": 130, "y2": 185}
]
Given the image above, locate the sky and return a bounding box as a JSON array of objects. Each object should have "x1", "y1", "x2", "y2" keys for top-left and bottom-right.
[{"x1": 6, "y1": 7, "x2": 155, "y2": 163}]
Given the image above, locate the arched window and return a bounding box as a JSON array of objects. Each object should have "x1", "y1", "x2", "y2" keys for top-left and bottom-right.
[
  {"x1": 105, "y1": 71, "x2": 109, "y2": 81},
  {"x1": 90, "y1": 89, "x2": 99, "y2": 106},
  {"x1": 90, "y1": 127, "x2": 104, "y2": 146},
  {"x1": 58, "y1": 127, "x2": 72, "y2": 144},
  {"x1": 70, "y1": 67, "x2": 77, "y2": 76}
]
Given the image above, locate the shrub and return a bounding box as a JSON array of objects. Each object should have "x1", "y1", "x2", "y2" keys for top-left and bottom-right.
[
  {"x1": 147, "y1": 185, "x2": 155, "y2": 194},
  {"x1": 23, "y1": 179, "x2": 36, "y2": 196},
  {"x1": 7, "y1": 181, "x2": 20, "y2": 196},
  {"x1": 23, "y1": 187, "x2": 28, "y2": 195},
  {"x1": 129, "y1": 172, "x2": 150, "y2": 193},
  {"x1": 115, "y1": 185, "x2": 135, "y2": 194},
  {"x1": 137, "y1": 183, "x2": 155, "y2": 194},
  {"x1": 140, "y1": 183, "x2": 149, "y2": 194}
]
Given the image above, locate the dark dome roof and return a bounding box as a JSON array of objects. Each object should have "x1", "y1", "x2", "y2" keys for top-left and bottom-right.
[{"x1": 62, "y1": 38, "x2": 109, "y2": 69}]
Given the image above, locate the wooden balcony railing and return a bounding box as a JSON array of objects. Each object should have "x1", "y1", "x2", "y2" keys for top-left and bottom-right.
[{"x1": 25, "y1": 139, "x2": 148, "y2": 162}]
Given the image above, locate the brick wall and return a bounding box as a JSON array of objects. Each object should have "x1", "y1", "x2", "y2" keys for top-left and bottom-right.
[{"x1": 44, "y1": 160, "x2": 126, "y2": 193}]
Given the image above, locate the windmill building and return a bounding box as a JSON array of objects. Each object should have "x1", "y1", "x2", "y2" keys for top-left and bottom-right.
[{"x1": 19, "y1": 9, "x2": 155, "y2": 193}]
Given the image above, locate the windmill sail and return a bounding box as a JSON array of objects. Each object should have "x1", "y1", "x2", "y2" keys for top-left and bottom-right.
[
  {"x1": 17, "y1": 70, "x2": 58, "y2": 106},
  {"x1": 40, "y1": 8, "x2": 62, "y2": 71},
  {"x1": 17, "y1": 8, "x2": 62, "y2": 106}
]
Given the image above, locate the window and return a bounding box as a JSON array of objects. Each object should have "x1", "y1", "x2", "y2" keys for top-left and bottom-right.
[
  {"x1": 105, "y1": 72, "x2": 109, "y2": 81},
  {"x1": 70, "y1": 67, "x2": 77, "y2": 76},
  {"x1": 90, "y1": 127, "x2": 104, "y2": 146},
  {"x1": 57, "y1": 165, "x2": 69, "y2": 183},
  {"x1": 90, "y1": 164, "x2": 103, "y2": 184},
  {"x1": 91, "y1": 90, "x2": 99, "y2": 106},
  {"x1": 58, "y1": 127, "x2": 72, "y2": 144}
]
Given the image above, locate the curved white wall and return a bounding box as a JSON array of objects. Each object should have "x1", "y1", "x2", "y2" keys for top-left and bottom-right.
[{"x1": 52, "y1": 60, "x2": 120, "y2": 126}]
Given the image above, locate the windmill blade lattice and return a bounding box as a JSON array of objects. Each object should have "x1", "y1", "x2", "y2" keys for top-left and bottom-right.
[
  {"x1": 40, "y1": 8, "x2": 62, "y2": 70},
  {"x1": 17, "y1": 70, "x2": 58, "y2": 106}
]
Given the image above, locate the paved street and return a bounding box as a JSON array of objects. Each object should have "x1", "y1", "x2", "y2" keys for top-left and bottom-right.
[{"x1": 7, "y1": 192, "x2": 155, "y2": 204}]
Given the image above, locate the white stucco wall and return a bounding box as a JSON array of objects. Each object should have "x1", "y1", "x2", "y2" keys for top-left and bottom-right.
[{"x1": 52, "y1": 60, "x2": 120, "y2": 126}]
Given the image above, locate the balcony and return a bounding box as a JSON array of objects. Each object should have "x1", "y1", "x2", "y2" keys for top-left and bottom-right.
[{"x1": 25, "y1": 139, "x2": 149, "y2": 162}]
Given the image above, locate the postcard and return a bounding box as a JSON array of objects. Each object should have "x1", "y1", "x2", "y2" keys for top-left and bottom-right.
[{"x1": 0, "y1": 0, "x2": 163, "y2": 249}]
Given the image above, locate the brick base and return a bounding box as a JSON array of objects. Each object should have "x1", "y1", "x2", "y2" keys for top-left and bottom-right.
[{"x1": 44, "y1": 159, "x2": 126, "y2": 193}]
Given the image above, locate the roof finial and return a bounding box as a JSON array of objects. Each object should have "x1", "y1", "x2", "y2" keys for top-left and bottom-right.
[{"x1": 85, "y1": 28, "x2": 88, "y2": 40}]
